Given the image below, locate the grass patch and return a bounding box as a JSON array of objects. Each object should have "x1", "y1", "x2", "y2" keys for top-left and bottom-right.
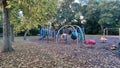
[
  {"x1": 0, "y1": 37, "x2": 3, "y2": 45},
  {"x1": 0, "y1": 35, "x2": 102, "y2": 43},
  {"x1": 14, "y1": 36, "x2": 38, "y2": 42},
  {"x1": 85, "y1": 35, "x2": 101, "y2": 39}
]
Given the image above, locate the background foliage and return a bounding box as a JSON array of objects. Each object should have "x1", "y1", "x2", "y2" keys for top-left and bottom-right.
[{"x1": 1, "y1": 0, "x2": 120, "y2": 35}]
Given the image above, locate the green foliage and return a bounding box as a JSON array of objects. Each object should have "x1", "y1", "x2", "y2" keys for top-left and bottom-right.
[
  {"x1": 84, "y1": 0, "x2": 120, "y2": 34},
  {"x1": 98, "y1": 0, "x2": 120, "y2": 26},
  {"x1": 0, "y1": 10, "x2": 2, "y2": 33},
  {"x1": 9, "y1": 0, "x2": 57, "y2": 33},
  {"x1": 56, "y1": 0, "x2": 82, "y2": 25}
]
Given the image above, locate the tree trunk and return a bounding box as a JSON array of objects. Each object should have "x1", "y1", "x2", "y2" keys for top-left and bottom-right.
[
  {"x1": 10, "y1": 25, "x2": 14, "y2": 42},
  {"x1": 1, "y1": 0, "x2": 14, "y2": 52},
  {"x1": 24, "y1": 29, "x2": 28, "y2": 40},
  {"x1": 100, "y1": 24, "x2": 104, "y2": 34}
]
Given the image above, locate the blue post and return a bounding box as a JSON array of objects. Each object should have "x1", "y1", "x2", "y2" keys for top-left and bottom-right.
[
  {"x1": 47, "y1": 26, "x2": 49, "y2": 43},
  {"x1": 65, "y1": 34, "x2": 68, "y2": 44},
  {"x1": 82, "y1": 25, "x2": 85, "y2": 41},
  {"x1": 53, "y1": 31, "x2": 56, "y2": 39},
  {"x1": 40, "y1": 28, "x2": 42, "y2": 38}
]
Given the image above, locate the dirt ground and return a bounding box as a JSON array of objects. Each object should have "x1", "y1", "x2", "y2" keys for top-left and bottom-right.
[{"x1": 0, "y1": 37, "x2": 120, "y2": 68}]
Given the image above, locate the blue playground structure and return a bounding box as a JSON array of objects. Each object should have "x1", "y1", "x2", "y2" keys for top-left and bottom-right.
[
  {"x1": 39, "y1": 27, "x2": 56, "y2": 41},
  {"x1": 39, "y1": 24, "x2": 85, "y2": 44},
  {"x1": 56, "y1": 25, "x2": 85, "y2": 44}
]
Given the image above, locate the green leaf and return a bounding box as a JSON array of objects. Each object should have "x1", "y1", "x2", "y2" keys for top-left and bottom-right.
[{"x1": 6, "y1": 5, "x2": 11, "y2": 8}]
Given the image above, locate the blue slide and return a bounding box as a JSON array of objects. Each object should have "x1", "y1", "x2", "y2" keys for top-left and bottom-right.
[{"x1": 39, "y1": 35, "x2": 46, "y2": 40}]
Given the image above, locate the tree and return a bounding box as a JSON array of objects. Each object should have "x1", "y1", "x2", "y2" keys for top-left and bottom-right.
[
  {"x1": 84, "y1": 0, "x2": 101, "y2": 34},
  {"x1": 1, "y1": 0, "x2": 57, "y2": 52},
  {"x1": 0, "y1": 8, "x2": 2, "y2": 36},
  {"x1": 10, "y1": 0, "x2": 57, "y2": 40},
  {"x1": 56, "y1": 0, "x2": 82, "y2": 25},
  {"x1": 1, "y1": 0, "x2": 14, "y2": 52},
  {"x1": 98, "y1": 0, "x2": 120, "y2": 29},
  {"x1": 84, "y1": 0, "x2": 120, "y2": 34}
]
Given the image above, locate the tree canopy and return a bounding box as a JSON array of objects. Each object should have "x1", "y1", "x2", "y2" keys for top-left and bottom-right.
[
  {"x1": 9, "y1": 0, "x2": 57, "y2": 33},
  {"x1": 56, "y1": 0, "x2": 82, "y2": 25},
  {"x1": 1, "y1": 0, "x2": 57, "y2": 52},
  {"x1": 84, "y1": 0, "x2": 120, "y2": 34}
]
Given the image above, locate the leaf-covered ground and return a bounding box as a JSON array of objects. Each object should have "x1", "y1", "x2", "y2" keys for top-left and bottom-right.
[{"x1": 0, "y1": 37, "x2": 120, "y2": 68}]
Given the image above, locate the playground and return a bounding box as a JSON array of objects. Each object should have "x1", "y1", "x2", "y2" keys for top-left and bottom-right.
[
  {"x1": 1, "y1": 0, "x2": 120, "y2": 68},
  {"x1": 0, "y1": 34, "x2": 120, "y2": 67},
  {"x1": 0, "y1": 24, "x2": 120, "y2": 67}
]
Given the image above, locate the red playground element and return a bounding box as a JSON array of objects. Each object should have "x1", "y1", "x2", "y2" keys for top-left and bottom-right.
[{"x1": 85, "y1": 39, "x2": 96, "y2": 48}]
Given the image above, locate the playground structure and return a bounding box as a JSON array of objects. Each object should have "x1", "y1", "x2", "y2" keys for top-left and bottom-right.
[
  {"x1": 39, "y1": 27, "x2": 56, "y2": 41},
  {"x1": 56, "y1": 25, "x2": 85, "y2": 44},
  {"x1": 103, "y1": 28, "x2": 120, "y2": 39},
  {"x1": 39, "y1": 25, "x2": 85, "y2": 44},
  {"x1": 38, "y1": 25, "x2": 120, "y2": 55},
  {"x1": 39, "y1": 22, "x2": 56, "y2": 42}
]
